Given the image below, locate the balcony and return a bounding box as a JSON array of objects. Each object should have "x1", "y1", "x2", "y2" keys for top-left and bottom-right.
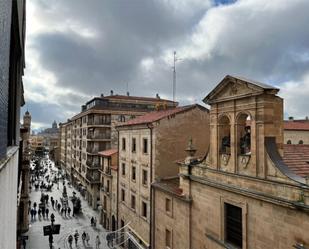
[
  {"x1": 87, "y1": 120, "x2": 111, "y2": 126},
  {"x1": 87, "y1": 133, "x2": 111, "y2": 140},
  {"x1": 86, "y1": 173, "x2": 100, "y2": 183},
  {"x1": 86, "y1": 160, "x2": 100, "y2": 169}
]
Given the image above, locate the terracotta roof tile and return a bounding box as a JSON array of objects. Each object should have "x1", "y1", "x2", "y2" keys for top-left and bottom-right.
[
  {"x1": 98, "y1": 149, "x2": 118, "y2": 157},
  {"x1": 153, "y1": 177, "x2": 184, "y2": 196},
  {"x1": 284, "y1": 120, "x2": 309, "y2": 131},
  {"x1": 104, "y1": 95, "x2": 177, "y2": 103},
  {"x1": 117, "y1": 105, "x2": 199, "y2": 127},
  {"x1": 283, "y1": 144, "x2": 309, "y2": 177}
]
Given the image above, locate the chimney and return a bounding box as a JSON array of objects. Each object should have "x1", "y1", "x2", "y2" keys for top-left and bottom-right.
[
  {"x1": 288, "y1": 116, "x2": 294, "y2": 121},
  {"x1": 127, "y1": 91, "x2": 130, "y2": 96},
  {"x1": 101, "y1": 93, "x2": 104, "y2": 97},
  {"x1": 156, "y1": 93, "x2": 160, "y2": 99},
  {"x1": 110, "y1": 90, "x2": 114, "y2": 96}
]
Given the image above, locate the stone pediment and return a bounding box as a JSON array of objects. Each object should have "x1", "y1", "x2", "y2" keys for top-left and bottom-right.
[{"x1": 203, "y1": 75, "x2": 279, "y2": 104}]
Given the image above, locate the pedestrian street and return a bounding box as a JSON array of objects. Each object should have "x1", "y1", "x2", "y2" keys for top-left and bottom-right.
[{"x1": 23, "y1": 157, "x2": 111, "y2": 249}]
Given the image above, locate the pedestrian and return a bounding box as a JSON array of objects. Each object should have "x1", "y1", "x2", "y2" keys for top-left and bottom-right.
[
  {"x1": 30, "y1": 209, "x2": 34, "y2": 221},
  {"x1": 45, "y1": 207, "x2": 49, "y2": 218},
  {"x1": 57, "y1": 203, "x2": 61, "y2": 211},
  {"x1": 38, "y1": 208, "x2": 41, "y2": 219},
  {"x1": 82, "y1": 231, "x2": 86, "y2": 244},
  {"x1": 86, "y1": 233, "x2": 90, "y2": 245},
  {"x1": 55, "y1": 200, "x2": 58, "y2": 207},
  {"x1": 33, "y1": 202, "x2": 37, "y2": 209},
  {"x1": 68, "y1": 234, "x2": 73, "y2": 248},
  {"x1": 94, "y1": 217, "x2": 97, "y2": 227},
  {"x1": 68, "y1": 206, "x2": 71, "y2": 216},
  {"x1": 33, "y1": 209, "x2": 37, "y2": 220},
  {"x1": 51, "y1": 199, "x2": 55, "y2": 209},
  {"x1": 74, "y1": 230, "x2": 79, "y2": 245},
  {"x1": 95, "y1": 235, "x2": 101, "y2": 249},
  {"x1": 91, "y1": 217, "x2": 94, "y2": 226},
  {"x1": 61, "y1": 208, "x2": 64, "y2": 216},
  {"x1": 22, "y1": 238, "x2": 26, "y2": 249},
  {"x1": 64, "y1": 207, "x2": 67, "y2": 217},
  {"x1": 42, "y1": 206, "x2": 45, "y2": 219}
]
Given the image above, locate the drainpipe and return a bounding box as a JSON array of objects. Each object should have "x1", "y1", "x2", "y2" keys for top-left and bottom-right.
[{"x1": 147, "y1": 123, "x2": 154, "y2": 249}]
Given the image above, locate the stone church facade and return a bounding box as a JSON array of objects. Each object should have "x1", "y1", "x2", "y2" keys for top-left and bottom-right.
[{"x1": 152, "y1": 75, "x2": 309, "y2": 249}]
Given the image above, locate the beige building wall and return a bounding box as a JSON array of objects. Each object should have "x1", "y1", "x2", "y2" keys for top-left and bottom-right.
[
  {"x1": 118, "y1": 105, "x2": 210, "y2": 248},
  {"x1": 154, "y1": 107, "x2": 210, "y2": 178},
  {"x1": 284, "y1": 130, "x2": 309, "y2": 144}
]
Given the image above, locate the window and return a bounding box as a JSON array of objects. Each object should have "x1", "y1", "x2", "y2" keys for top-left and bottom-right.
[
  {"x1": 287, "y1": 140, "x2": 292, "y2": 144},
  {"x1": 225, "y1": 203, "x2": 242, "y2": 248},
  {"x1": 142, "y1": 170, "x2": 148, "y2": 185},
  {"x1": 143, "y1": 138, "x2": 148, "y2": 154},
  {"x1": 131, "y1": 195, "x2": 136, "y2": 210},
  {"x1": 219, "y1": 115, "x2": 231, "y2": 154},
  {"x1": 237, "y1": 113, "x2": 251, "y2": 155},
  {"x1": 299, "y1": 140, "x2": 304, "y2": 144},
  {"x1": 121, "y1": 189, "x2": 125, "y2": 202},
  {"x1": 118, "y1": 115, "x2": 126, "y2": 122},
  {"x1": 165, "y1": 229, "x2": 172, "y2": 248},
  {"x1": 122, "y1": 138, "x2": 126, "y2": 151},
  {"x1": 165, "y1": 198, "x2": 171, "y2": 213},
  {"x1": 132, "y1": 138, "x2": 136, "y2": 153},
  {"x1": 132, "y1": 166, "x2": 136, "y2": 181},
  {"x1": 142, "y1": 201, "x2": 147, "y2": 218},
  {"x1": 106, "y1": 180, "x2": 110, "y2": 193},
  {"x1": 122, "y1": 163, "x2": 126, "y2": 176}
]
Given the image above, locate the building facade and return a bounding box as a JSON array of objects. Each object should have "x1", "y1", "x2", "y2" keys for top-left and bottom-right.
[
  {"x1": 284, "y1": 118, "x2": 309, "y2": 145},
  {"x1": 98, "y1": 149, "x2": 118, "y2": 231},
  {"x1": 153, "y1": 75, "x2": 309, "y2": 249},
  {"x1": 17, "y1": 111, "x2": 32, "y2": 234},
  {"x1": 59, "y1": 93, "x2": 177, "y2": 209},
  {"x1": 116, "y1": 105, "x2": 210, "y2": 249},
  {"x1": 0, "y1": 0, "x2": 26, "y2": 248}
]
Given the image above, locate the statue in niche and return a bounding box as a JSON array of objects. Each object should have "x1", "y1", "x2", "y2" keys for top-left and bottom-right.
[
  {"x1": 240, "y1": 126, "x2": 251, "y2": 155},
  {"x1": 221, "y1": 135, "x2": 230, "y2": 154}
]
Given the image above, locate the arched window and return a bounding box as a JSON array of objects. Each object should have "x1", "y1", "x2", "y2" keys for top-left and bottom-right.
[
  {"x1": 237, "y1": 113, "x2": 251, "y2": 155},
  {"x1": 299, "y1": 140, "x2": 304, "y2": 144},
  {"x1": 287, "y1": 140, "x2": 292, "y2": 144},
  {"x1": 218, "y1": 115, "x2": 231, "y2": 154}
]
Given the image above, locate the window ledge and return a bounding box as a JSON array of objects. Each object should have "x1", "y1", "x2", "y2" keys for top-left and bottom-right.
[{"x1": 0, "y1": 146, "x2": 19, "y2": 173}]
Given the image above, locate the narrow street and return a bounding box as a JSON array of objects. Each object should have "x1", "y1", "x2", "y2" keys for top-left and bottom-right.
[{"x1": 23, "y1": 157, "x2": 109, "y2": 249}]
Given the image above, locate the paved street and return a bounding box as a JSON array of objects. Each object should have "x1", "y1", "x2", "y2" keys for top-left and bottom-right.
[{"x1": 23, "y1": 157, "x2": 110, "y2": 249}]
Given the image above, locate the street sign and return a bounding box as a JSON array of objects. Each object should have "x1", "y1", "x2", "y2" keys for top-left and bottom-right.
[{"x1": 43, "y1": 224, "x2": 61, "y2": 236}]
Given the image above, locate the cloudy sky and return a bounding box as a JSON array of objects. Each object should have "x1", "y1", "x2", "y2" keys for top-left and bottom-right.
[{"x1": 22, "y1": 0, "x2": 309, "y2": 130}]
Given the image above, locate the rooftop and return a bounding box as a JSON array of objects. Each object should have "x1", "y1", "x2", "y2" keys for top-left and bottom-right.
[
  {"x1": 283, "y1": 144, "x2": 309, "y2": 177},
  {"x1": 98, "y1": 148, "x2": 118, "y2": 157},
  {"x1": 284, "y1": 120, "x2": 309, "y2": 131},
  {"x1": 117, "y1": 104, "x2": 206, "y2": 127},
  {"x1": 152, "y1": 177, "x2": 185, "y2": 197}
]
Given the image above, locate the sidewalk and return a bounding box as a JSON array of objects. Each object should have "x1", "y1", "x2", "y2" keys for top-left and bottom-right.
[{"x1": 23, "y1": 158, "x2": 109, "y2": 249}]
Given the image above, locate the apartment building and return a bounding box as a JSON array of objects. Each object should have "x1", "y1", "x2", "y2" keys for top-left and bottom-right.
[
  {"x1": 153, "y1": 75, "x2": 309, "y2": 249},
  {"x1": 60, "y1": 93, "x2": 177, "y2": 209},
  {"x1": 116, "y1": 104, "x2": 209, "y2": 249},
  {"x1": 284, "y1": 117, "x2": 309, "y2": 144},
  {"x1": 0, "y1": 0, "x2": 26, "y2": 248},
  {"x1": 98, "y1": 149, "x2": 118, "y2": 231}
]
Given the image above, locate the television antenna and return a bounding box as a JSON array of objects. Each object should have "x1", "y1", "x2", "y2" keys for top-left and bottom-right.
[{"x1": 172, "y1": 51, "x2": 182, "y2": 102}]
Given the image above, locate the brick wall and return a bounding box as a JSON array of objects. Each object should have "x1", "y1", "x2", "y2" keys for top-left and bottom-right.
[{"x1": 0, "y1": 0, "x2": 12, "y2": 159}]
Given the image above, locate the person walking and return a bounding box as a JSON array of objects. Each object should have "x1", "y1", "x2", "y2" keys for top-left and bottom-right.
[
  {"x1": 57, "y1": 203, "x2": 61, "y2": 212},
  {"x1": 64, "y1": 207, "x2": 67, "y2": 217},
  {"x1": 91, "y1": 217, "x2": 94, "y2": 226},
  {"x1": 22, "y1": 238, "x2": 26, "y2": 249},
  {"x1": 86, "y1": 233, "x2": 90, "y2": 245},
  {"x1": 45, "y1": 207, "x2": 49, "y2": 219},
  {"x1": 38, "y1": 208, "x2": 41, "y2": 219},
  {"x1": 51, "y1": 198, "x2": 55, "y2": 209},
  {"x1": 95, "y1": 235, "x2": 101, "y2": 249},
  {"x1": 68, "y1": 234, "x2": 73, "y2": 248},
  {"x1": 74, "y1": 230, "x2": 79, "y2": 246},
  {"x1": 82, "y1": 231, "x2": 86, "y2": 244},
  {"x1": 67, "y1": 206, "x2": 71, "y2": 216},
  {"x1": 94, "y1": 217, "x2": 97, "y2": 227}
]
